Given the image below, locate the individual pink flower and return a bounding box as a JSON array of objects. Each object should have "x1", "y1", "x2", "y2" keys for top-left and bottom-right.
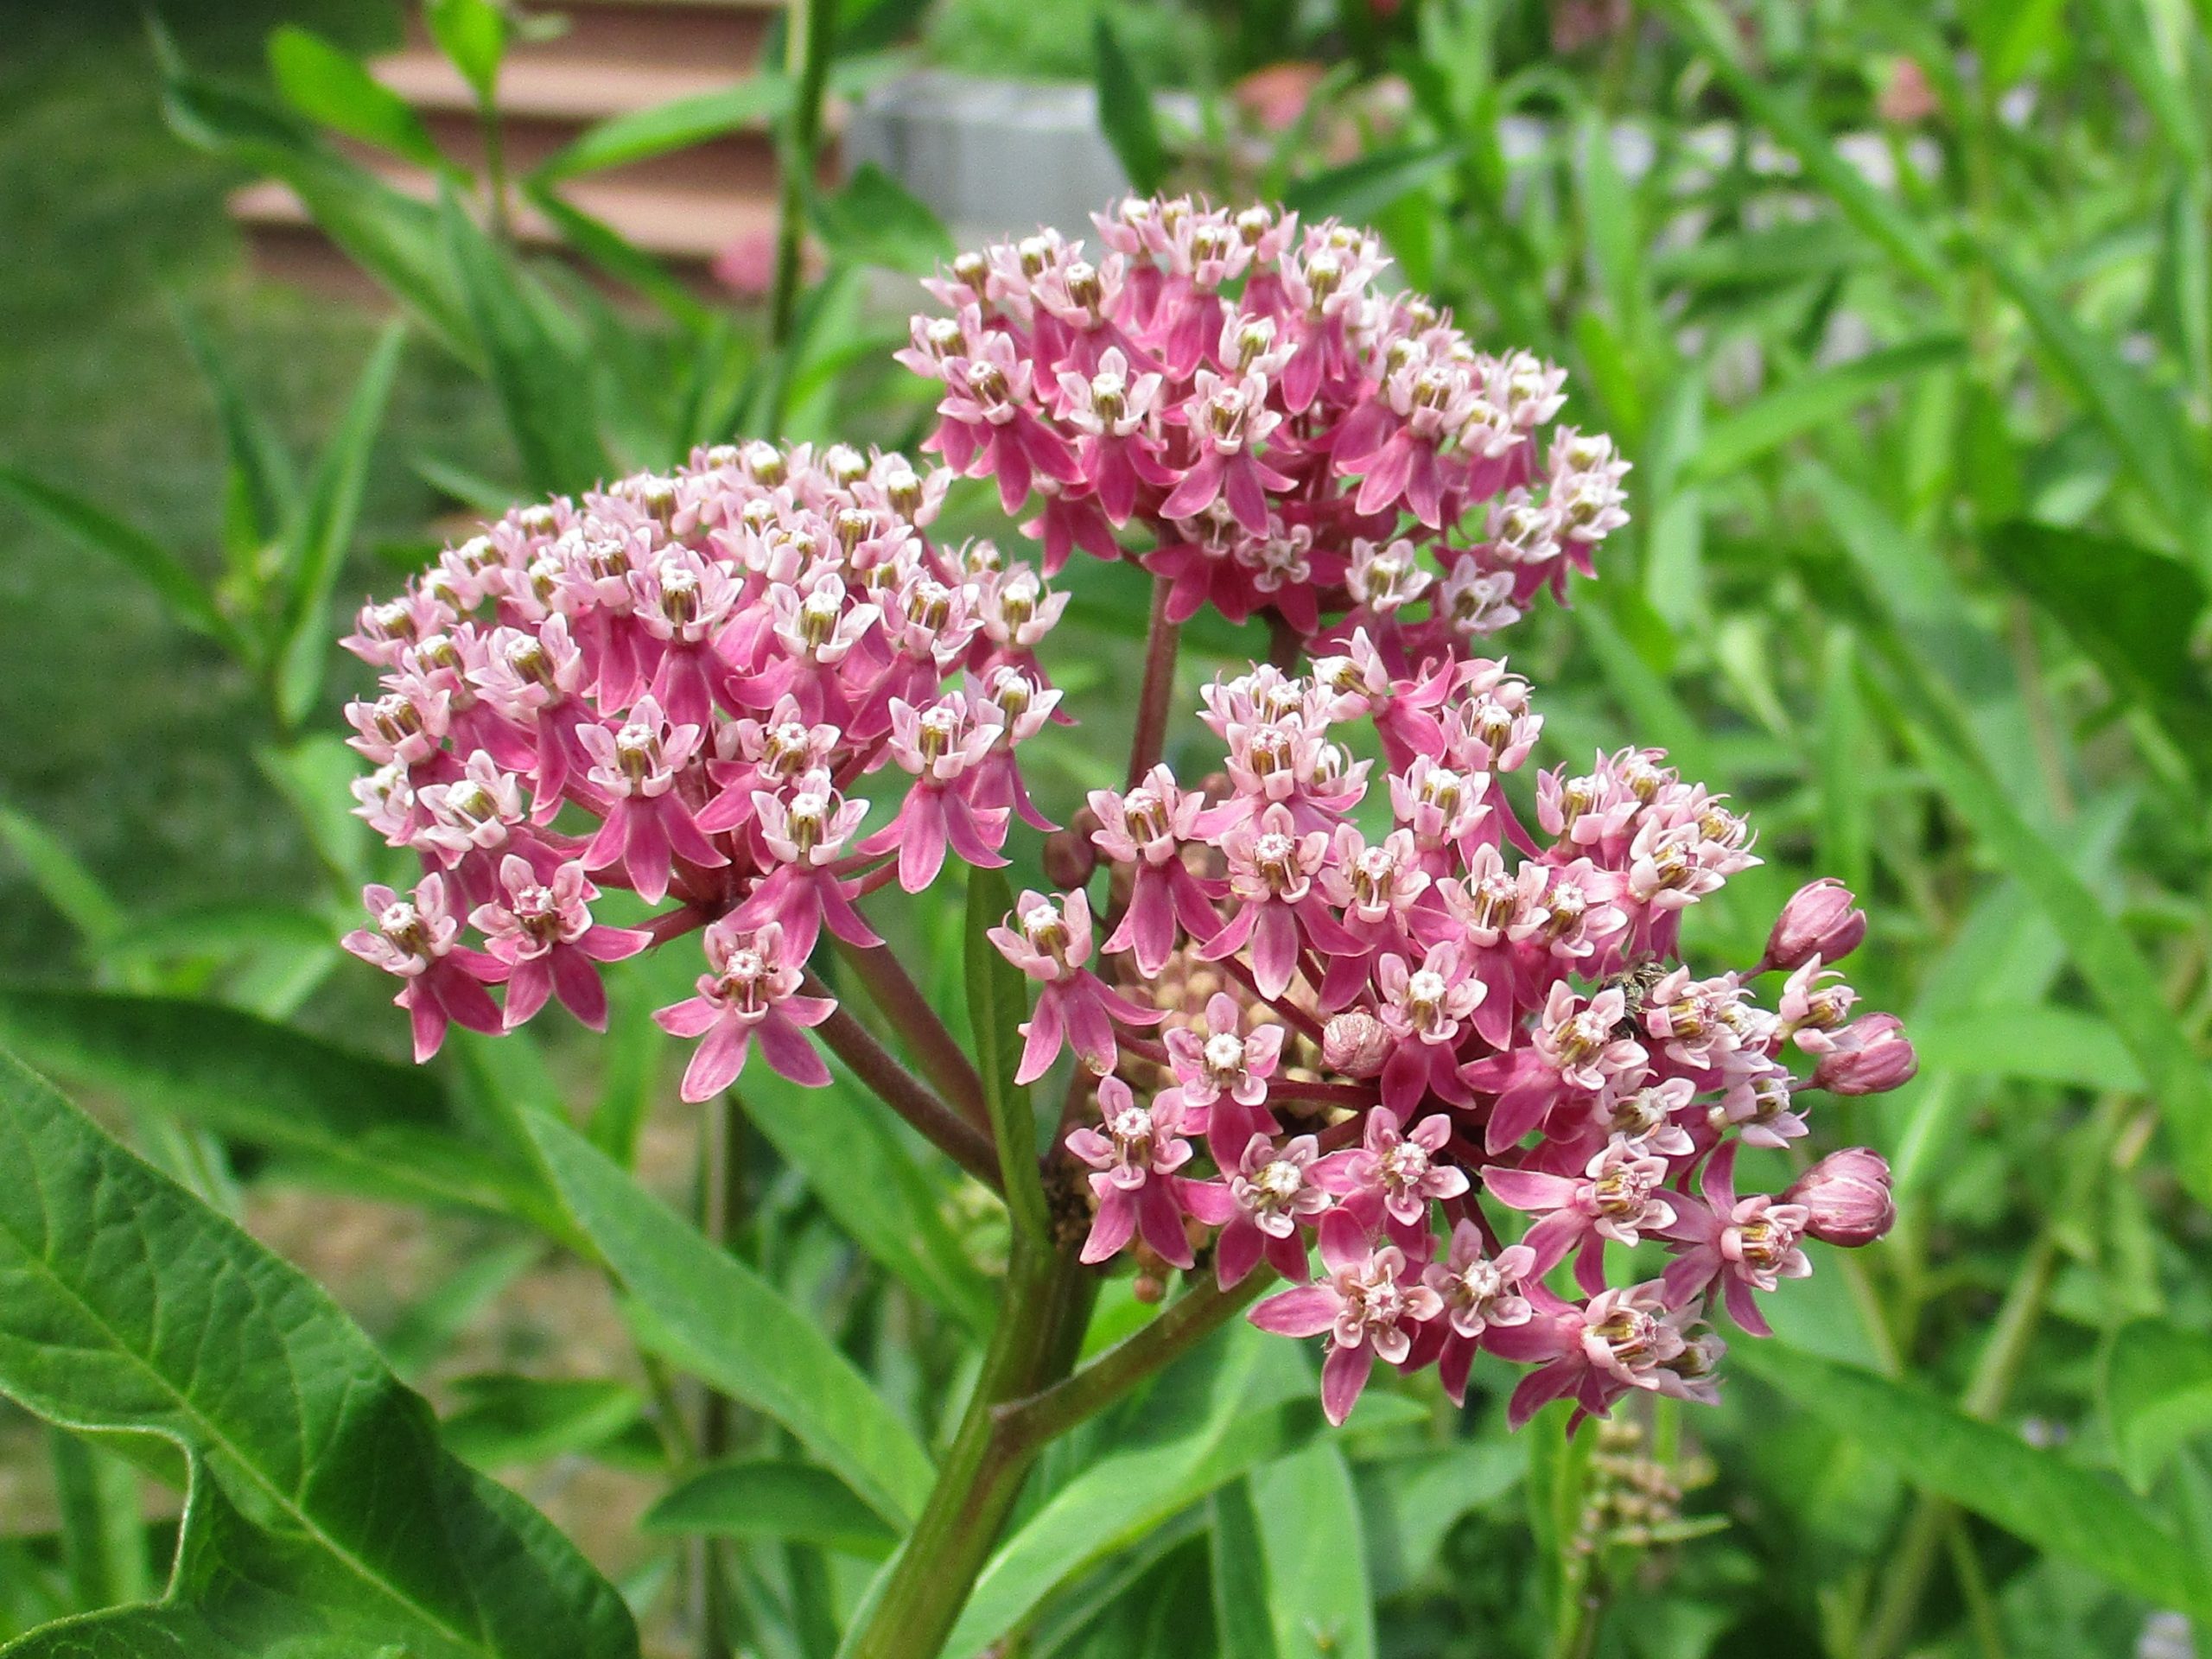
[
  {"x1": 988, "y1": 889, "x2": 1166, "y2": 1084},
  {"x1": 1214, "y1": 1132, "x2": 1331, "y2": 1288},
  {"x1": 1484, "y1": 1135, "x2": 1679, "y2": 1292},
  {"x1": 1161, "y1": 991, "x2": 1283, "y2": 1156},
  {"x1": 1419, "y1": 1222, "x2": 1537, "y2": 1404},
  {"x1": 1065, "y1": 1077, "x2": 1207, "y2": 1268},
  {"x1": 1784, "y1": 1147, "x2": 1896, "y2": 1247},
  {"x1": 1089, "y1": 766, "x2": 1221, "y2": 974},
  {"x1": 859, "y1": 694, "x2": 1009, "y2": 893},
  {"x1": 1371, "y1": 942, "x2": 1485, "y2": 1115},
  {"x1": 1484, "y1": 1281, "x2": 1700, "y2": 1429},
  {"x1": 1761, "y1": 878, "x2": 1866, "y2": 973},
  {"x1": 1313, "y1": 1107, "x2": 1469, "y2": 1248},
  {"x1": 469, "y1": 856, "x2": 650, "y2": 1030},
  {"x1": 654, "y1": 919, "x2": 835, "y2": 1099},
  {"x1": 1659, "y1": 1142, "x2": 1811, "y2": 1337},
  {"x1": 1249, "y1": 1209, "x2": 1445, "y2": 1425},
  {"x1": 732, "y1": 772, "x2": 876, "y2": 959},
  {"x1": 1199, "y1": 802, "x2": 1361, "y2": 999},
  {"x1": 1463, "y1": 983, "x2": 1649, "y2": 1153},
  {"x1": 1809, "y1": 1013, "x2": 1918, "y2": 1096},
  {"x1": 577, "y1": 695, "x2": 727, "y2": 906},
  {"x1": 342, "y1": 874, "x2": 507, "y2": 1062}
]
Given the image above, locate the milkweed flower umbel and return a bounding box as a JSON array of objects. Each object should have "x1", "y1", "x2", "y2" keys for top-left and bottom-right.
[{"x1": 337, "y1": 194, "x2": 1914, "y2": 1446}]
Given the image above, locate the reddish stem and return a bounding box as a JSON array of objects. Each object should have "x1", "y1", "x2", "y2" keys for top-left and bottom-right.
[
  {"x1": 1127, "y1": 575, "x2": 1181, "y2": 787},
  {"x1": 808, "y1": 981, "x2": 1002, "y2": 1190}
]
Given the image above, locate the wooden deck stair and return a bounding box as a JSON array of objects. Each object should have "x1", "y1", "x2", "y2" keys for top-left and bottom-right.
[{"x1": 232, "y1": 0, "x2": 803, "y2": 296}]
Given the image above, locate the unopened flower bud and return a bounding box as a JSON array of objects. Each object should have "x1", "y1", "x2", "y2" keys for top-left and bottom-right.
[
  {"x1": 1043, "y1": 810, "x2": 1101, "y2": 890},
  {"x1": 1810, "y1": 1014, "x2": 1917, "y2": 1096},
  {"x1": 1764, "y1": 879, "x2": 1867, "y2": 972},
  {"x1": 1323, "y1": 1009, "x2": 1390, "y2": 1077},
  {"x1": 1784, "y1": 1147, "x2": 1896, "y2": 1247}
]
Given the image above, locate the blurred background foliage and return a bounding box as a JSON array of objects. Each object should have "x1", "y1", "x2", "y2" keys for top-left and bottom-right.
[{"x1": 4, "y1": 0, "x2": 2212, "y2": 1656}]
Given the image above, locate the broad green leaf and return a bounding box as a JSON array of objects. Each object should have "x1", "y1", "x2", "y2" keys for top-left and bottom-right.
[
  {"x1": 810, "y1": 162, "x2": 955, "y2": 276},
  {"x1": 439, "y1": 1374, "x2": 652, "y2": 1470},
  {"x1": 0, "y1": 467, "x2": 233, "y2": 648},
  {"x1": 943, "y1": 1330, "x2": 1423, "y2": 1655},
  {"x1": 521, "y1": 1109, "x2": 937, "y2": 1524},
  {"x1": 0, "y1": 988, "x2": 566, "y2": 1230},
  {"x1": 1250, "y1": 1444, "x2": 1375, "y2": 1659},
  {"x1": 440, "y1": 189, "x2": 609, "y2": 498},
  {"x1": 1355, "y1": 1439, "x2": 1526, "y2": 1599},
  {"x1": 0, "y1": 806, "x2": 126, "y2": 949},
  {"x1": 1283, "y1": 143, "x2": 1463, "y2": 226},
  {"x1": 965, "y1": 867, "x2": 1048, "y2": 1243},
  {"x1": 742, "y1": 1065, "x2": 997, "y2": 1334},
  {"x1": 1741, "y1": 1343, "x2": 2212, "y2": 1618},
  {"x1": 425, "y1": 0, "x2": 508, "y2": 104},
  {"x1": 0, "y1": 1048, "x2": 638, "y2": 1659},
  {"x1": 1648, "y1": 0, "x2": 1948, "y2": 289},
  {"x1": 276, "y1": 321, "x2": 406, "y2": 728},
  {"x1": 644, "y1": 1459, "x2": 900, "y2": 1557},
  {"x1": 535, "y1": 79, "x2": 793, "y2": 182},
  {"x1": 1093, "y1": 16, "x2": 1166, "y2": 195},
  {"x1": 269, "y1": 27, "x2": 448, "y2": 171},
  {"x1": 2101, "y1": 1320, "x2": 2212, "y2": 1494},
  {"x1": 1688, "y1": 336, "x2": 1965, "y2": 482},
  {"x1": 1210, "y1": 1479, "x2": 1282, "y2": 1659}
]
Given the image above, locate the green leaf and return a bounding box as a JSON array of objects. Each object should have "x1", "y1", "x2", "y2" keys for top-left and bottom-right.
[
  {"x1": 0, "y1": 988, "x2": 566, "y2": 1231},
  {"x1": 1907, "y1": 1004, "x2": 2144, "y2": 1091},
  {"x1": 425, "y1": 0, "x2": 508, "y2": 104},
  {"x1": 644, "y1": 1459, "x2": 900, "y2": 1557},
  {"x1": 269, "y1": 27, "x2": 448, "y2": 172},
  {"x1": 1985, "y1": 519, "x2": 2212, "y2": 776},
  {"x1": 520, "y1": 1109, "x2": 937, "y2": 1525},
  {"x1": 521, "y1": 181, "x2": 717, "y2": 334},
  {"x1": 1647, "y1": 0, "x2": 1948, "y2": 288},
  {"x1": 1741, "y1": 1343, "x2": 2212, "y2": 1618},
  {"x1": 810, "y1": 162, "x2": 955, "y2": 276},
  {"x1": 439, "y1": 1374, "x2": 651, "y2": 1470},
  {"x1": 2102, "y1": 1319, "x2": 2212, "y2": 1494},
  {"x1": 440, "y1": 189, "x2": 610, "y2": 498},
  {"x1": 1688, "y1": 336, "x2": 1966, "y2": 482},
  {"x1": 535, "y1": 79, "x2": 793, "y2": 182},
  {"x1": 0, "y1": 806, "x2": 127, "y2": 949},
  {"x1": 1210, "y1": 1478, "x2": 1282, "y2": 1659},
  {"x1": 1283, "y1": 143, "x2": 1463, "y2": 226},
  {"x1": 0, "y1": 466, "x2": 233, "y2": 648},
  {"x1": 276, "y1": 321, "x2": 407, "y2": 728},
  {"x1": 1249, "y1": 1444, "x2": 1375, "y2": 1659},
  {"x1": 965, "y1": 867, "x2": 1048, "y2": 1245},
  {"x1": 92, "y1": 900, "x2": 334, "y2": 969},
  {"x1": 741, "y1": 1064, "x2": 996, "y2": 1335},
  {"x1": 171, "y1": 300, "x2": 298, "y2": 562},
  {"x1": 379, "y1": 1239, "x2": 542, "y2": 1380},
  {"x1": 1093, "y1": 15, "x2": 1166, "y2": 195},
  {"x1": 48, "y1": 1428, "x2": 151, "y2": 1611},
  {"x1": 0, "y1": 1047, "x2": 638, "y2": 1659}
]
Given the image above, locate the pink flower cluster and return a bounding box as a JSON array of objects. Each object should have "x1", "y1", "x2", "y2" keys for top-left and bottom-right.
[
  {"x1": 339, "y1": 441, "x2": 1065, "y2": 1089},
  {"x1": 898, "y1": 196, "x2": 1631, "y2": 646},
  {"x1": 1014, "y1": 652, "x2": 1913, "y2": 1427}
]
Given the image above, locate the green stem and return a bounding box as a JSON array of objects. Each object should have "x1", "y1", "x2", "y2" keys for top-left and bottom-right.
[
  {"x1": 767, "y1": 0, "x2": 836, "y2": 353},
  {"x1": 479, "y1": 95, "x2": 511, "y2": 246},
  {"x1": 842, "y1": 1233, "x2": 1089, "y2": 1659}
]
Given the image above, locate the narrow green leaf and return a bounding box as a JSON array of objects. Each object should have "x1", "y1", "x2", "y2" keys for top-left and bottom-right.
[
  {"x1": 257, "y1": 735, "x2": 374, "y2": 887},
  {"x1": 1283, "y1": 143, "x2": 1462, "y2": 226},
  {"x1": 965, "y1": 868, "x2": 1048, "y2": 1246},
  {"x1": 741, "y1": 1065, "x2": 997, "y2": 1335},
  {"x1": 276, "y1": 321, "x2": 406, "y2": 728},
  {"x1": 0, "y1": 1048, "x2": 639, "y2": 1659},
  {"x1": 810, "y1": 162, "x2": 955, "y2": 276},
  {"x1": 644, "y1": 1459, "x2": 900, "y2": 1557},
  {"x1": 0, "y1": 988, "x2": 564, "y2": 1230},
  {"x1": 1688, "y1": 336, "x2": 1965, "y2": 482},
  {"x1": 2102, "y1": 1319, "x2": 2212, "y2": 1494},
  {"x1": 522, "y1": 181, "x2": 717, "y2": 333},
  {"x1": 92, "y1": 900, "x2": 334, "y2": 969},
  {"x1": 0, "y1": 467, "x2": 232, "y2": 647},
  {"x1": 1646, "y1": 0, "x2": 1948, "y2": 288},
  {"x1": 48, "y1": 1428, "x2": 151, "y2": 1611},
  {"x1": 521, "y1": 1109, "x2": 937, "y2": 1525},
  {"x1": 1741, "y1": 1343, "x2": 2212, "y2": 1618},
  {"x1": 0, "y1": 807, "x2": 127, "y2": 948},
  {"x1": 1092, "y1": 15, "x2": 1166, "y2": 195},
  {"x1": 1907, "y1": 1004, "x2": 2144, "y2": 1091},
  {"x1": 440, "y1": 190, "x2": 609, "y2": 499},
  {"x1": 171, "y1": 301, "x2": 298, "y2": 556},
  {"x1": 424, "y1": 0, "x2": 508, "y2": 104},
  {"x1": 378, "y1": 1239, "x2": 542, "y2": 1380},
  {"x1": 534, "y1": 79, "x2": 792, "y2": 182},
  {"x1": 1210, "y1": 1478, "x2": 1283, "y2": 1659},
  {"x1": 1250, "y1": 1444, "x2": 1375, "y2": 1659},
  {"x1": 269, "y1": 26, "x2": 448, "y2": 171}
]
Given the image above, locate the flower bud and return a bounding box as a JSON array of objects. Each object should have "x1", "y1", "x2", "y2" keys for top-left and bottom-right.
[
  {"x1": 1323, "y1": 1009, "x2": 1390, "y2": 1077},
  {"x1": 1763, "y1": 879, "x2": 1866, "y2": 972},
  {"x1": 1043, "y1": 808, "x2": 1101, "y2": 890},
  {"x1": 1784, "y1": 1147, "x2": 1895, "y2": 1247},
  {"x1": 1809, "y1": 1014, "x2": 1916, "y2": 1096}
]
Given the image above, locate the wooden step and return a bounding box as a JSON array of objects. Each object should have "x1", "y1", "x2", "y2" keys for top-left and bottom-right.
[
  {"x1": 390, "y1": 107, "x2": 782, "y2": 196},
  {"x1": 373, "y1": 48, "x2": 755, "y2": 121}
]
